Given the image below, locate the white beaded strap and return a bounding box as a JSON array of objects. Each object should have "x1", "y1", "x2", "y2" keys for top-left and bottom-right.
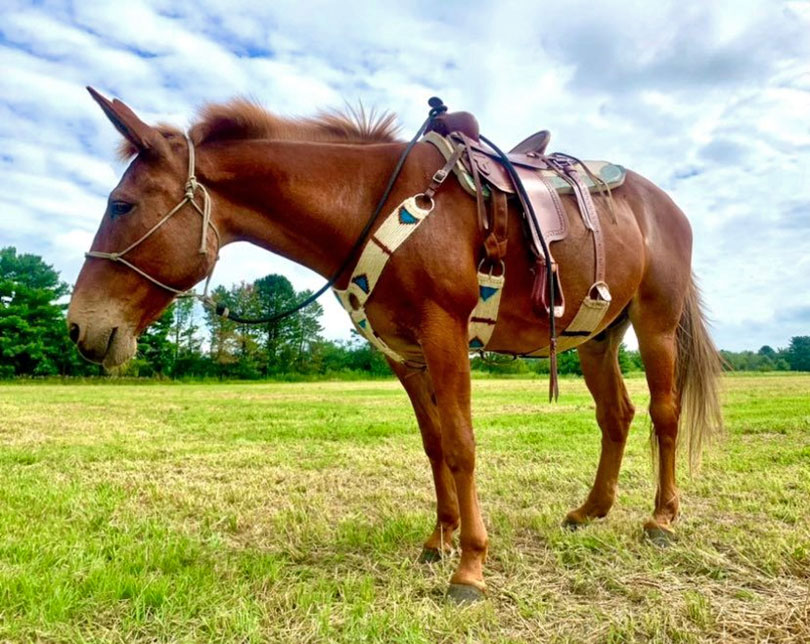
[{"x1": 333, "y1": 195, "x2": 506, "y2": 363}]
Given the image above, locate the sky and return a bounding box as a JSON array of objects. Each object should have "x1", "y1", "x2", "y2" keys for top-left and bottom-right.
[{"x1": 1, "y1": 0, "x2": 809, "y2": 351}]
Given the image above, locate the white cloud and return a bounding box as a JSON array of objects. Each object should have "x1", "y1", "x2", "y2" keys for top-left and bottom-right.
[{"x1": 1, "y1": 0, "x2": 809, "y2": 352}]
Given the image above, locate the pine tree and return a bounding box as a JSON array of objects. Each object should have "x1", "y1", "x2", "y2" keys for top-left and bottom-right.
[
  {"x1": 0, "y1": 247, "x2": 77, "y2": 376},
  {"x1": 135, "y1": 304, "x2": 176, "y2": 376}
]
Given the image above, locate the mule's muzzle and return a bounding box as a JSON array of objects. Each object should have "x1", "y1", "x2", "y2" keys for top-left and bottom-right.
[{"x1": 66, "y1": 313, "x2": 137, "y2": 368}]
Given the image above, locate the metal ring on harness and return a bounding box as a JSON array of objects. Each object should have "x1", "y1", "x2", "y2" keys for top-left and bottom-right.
[
  {"x1": 413, "y1": 193, "x2": 435, "y2": 213},
  {"x1": 477, "y1": 258, "x2": 505, "y2": 278}
]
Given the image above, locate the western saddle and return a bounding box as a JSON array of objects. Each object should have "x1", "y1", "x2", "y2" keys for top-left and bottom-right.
[{"x1": 423, "y1": 106, "x2": 617, "y2": 399}]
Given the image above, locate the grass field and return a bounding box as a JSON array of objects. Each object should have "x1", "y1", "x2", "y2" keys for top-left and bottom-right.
[{"x1": 0, "y1": 373, "x2": 808, "y2": 643}]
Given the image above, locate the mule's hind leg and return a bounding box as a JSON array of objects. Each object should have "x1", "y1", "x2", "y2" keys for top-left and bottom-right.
[
  {"x1": 631, "y1": 304, "x2": 683, "y2": 544},
  {"x1": 564, "y1": 318, "x2": 635, "y2": 528},
  {"x1": 389, "y1": 360, "x2": 459, "y2": 561}
]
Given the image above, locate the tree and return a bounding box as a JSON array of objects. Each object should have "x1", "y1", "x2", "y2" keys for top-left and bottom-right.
[
  {"x1": 282, "y1": 289, "x2": 323, "y2": 372},
  {"x1": 786, "y1": 336, "x2": 810, "y2": 372},
  {"x1": 202, "y1": 282, "x2": 264, "y2": 378},
  {"x1": 0, "y1": 247, "x2": 79, "y2": 376},
  {"x1": 253, "y1": 275, "x2": 324, "y2": 373},
  {"x1": 169, "y1": 298, "x2": 205, "y2": 376},
  {"x1": 134, "y1": 304, "x2": 176, "y2": 376},
  {"x1": 254, "y1": 274, "x2": 298, "y2": 374},
  {"x1": 202, "y1": 275, "x2": 325, "y2": 378},
  {"x1": 204, "y1": 285, "x2": 239, "y2": 375}
]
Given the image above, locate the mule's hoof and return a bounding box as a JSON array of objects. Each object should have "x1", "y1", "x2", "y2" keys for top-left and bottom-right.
[
  {"x1": 446, "y1": 583, "x2": 486, "y2": 604},
  {"x1": 562, "y1": 517, "x2": 586, "y2": 531},
  {"x1": 644, "y1": 525, "x2": 675, "y2": 547},
  {"x1": 419, "y1": 547, "x2": 443, "y2": 564}
]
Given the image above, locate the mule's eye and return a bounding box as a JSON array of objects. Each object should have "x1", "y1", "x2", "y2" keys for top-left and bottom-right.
[{"x1": 109, "y1": 200, "x2": 134, "y2": 219}]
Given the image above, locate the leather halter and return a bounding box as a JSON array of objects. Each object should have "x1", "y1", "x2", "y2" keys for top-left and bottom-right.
[{"x1": 84, "y1": 135, "x2": 221, "y2": 300}]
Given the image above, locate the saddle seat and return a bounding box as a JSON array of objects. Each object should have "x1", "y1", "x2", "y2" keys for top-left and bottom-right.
[{"x1": 426, "y1": 110, "x2": 550, "y2": 164}]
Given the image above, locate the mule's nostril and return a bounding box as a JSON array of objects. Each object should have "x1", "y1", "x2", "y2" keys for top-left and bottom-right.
[{"x1": 68, "y1": 323, "x2": 80, "y2": 344}]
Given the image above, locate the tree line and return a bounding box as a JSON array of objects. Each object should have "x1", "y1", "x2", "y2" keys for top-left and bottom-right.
[{"x1": 2, "y1": 247, "x2": 809, "y2": 379}]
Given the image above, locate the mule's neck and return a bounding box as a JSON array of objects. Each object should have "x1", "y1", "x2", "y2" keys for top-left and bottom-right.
[{"x1": 198, "y1": 139, "x2": 419, "y2": 281}]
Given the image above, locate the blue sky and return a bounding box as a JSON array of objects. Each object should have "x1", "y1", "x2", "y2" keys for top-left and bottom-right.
[{"x1": 1, "y1": 0, "x2": 809, "y2": 350}]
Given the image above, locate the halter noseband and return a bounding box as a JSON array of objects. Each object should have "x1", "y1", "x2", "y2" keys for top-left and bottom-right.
[{"x1": 85, "y1": 135, "x2": 220, "y2": 299}]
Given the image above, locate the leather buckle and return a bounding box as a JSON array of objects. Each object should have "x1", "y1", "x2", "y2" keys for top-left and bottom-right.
[
  {"x1": 477, "y1": 258, "x2": 505, "y2": 277},
  {"x1": 431, "y1": 168, "x2": 449, "y2": 184}
]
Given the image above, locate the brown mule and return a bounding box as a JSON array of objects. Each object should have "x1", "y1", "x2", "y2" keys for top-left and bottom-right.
[{"x1": 68, "y1": 90, "x2": 723, "y2": 602}]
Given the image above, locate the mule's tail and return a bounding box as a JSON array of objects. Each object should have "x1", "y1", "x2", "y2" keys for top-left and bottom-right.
[{"x1": 675, "y1": 275, "x2": 724, "y2": 470}]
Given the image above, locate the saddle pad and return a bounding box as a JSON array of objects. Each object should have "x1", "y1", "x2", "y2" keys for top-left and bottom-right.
[{"x1": 423, "y1": 131, "x2": 626, "y2": 199}]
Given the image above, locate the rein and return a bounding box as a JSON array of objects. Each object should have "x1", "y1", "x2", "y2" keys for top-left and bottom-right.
[
  {"x1": 478, "y1": 134, "x2": 559, "y2": 399},
  {"x1": 86, "y1": 98, "x2": 449, "y2": 325}
]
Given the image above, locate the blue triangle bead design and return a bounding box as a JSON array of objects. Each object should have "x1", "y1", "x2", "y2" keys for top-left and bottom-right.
[
  {"x1": 399, "y1": 208, "x2": 419, "y2": 224},
  {"x1": 358, "y1": 318, "x2": 368, "y2": 329},
  {"x1": 479, "y1": 285, "x2": 498, "y2": 301},
  {"x1": 469, "y1": 337, "x2": 485, "y2": 349},
  {"x1": 352, "y1": 274, "x2": 370, "y2": 294}
]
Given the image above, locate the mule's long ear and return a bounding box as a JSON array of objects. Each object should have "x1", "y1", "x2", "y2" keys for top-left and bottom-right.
[{"x1": 87, "y1": 86, "x2": 165, "y2": 155}]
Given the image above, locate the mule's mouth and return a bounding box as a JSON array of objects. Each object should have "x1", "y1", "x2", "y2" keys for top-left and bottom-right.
[
  {"x1": 73, "y1": 324, "x2": 137, "y2": 368},
  {"x1": 105, "y1": 327, "x2": 118, "y2": 356},
  {"x1": 75, "y1": 326, "x2": 116, "y2": 365},
  {"x1": 101, "y1": 326, "x2": 137, "y2": 369}
]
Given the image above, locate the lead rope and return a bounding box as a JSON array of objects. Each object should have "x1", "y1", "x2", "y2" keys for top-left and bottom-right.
[{"x1": 203, "y1": 97, "x2": 448, "y2": 325}]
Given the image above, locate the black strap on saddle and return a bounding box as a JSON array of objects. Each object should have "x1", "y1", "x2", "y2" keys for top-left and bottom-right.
[
  {"x1": 208, "y1": 98, "x2": 450, "y2": 325},
  {"x1": 478, "y1": 134, "x2": 560, "y2": 401}
]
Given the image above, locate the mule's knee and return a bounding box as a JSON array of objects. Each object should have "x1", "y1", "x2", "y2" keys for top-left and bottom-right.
[
  {"x1": 441, "y1": 433, "x2": 476, "y2": 474},
  {"x1": 422, "y1": 434, "x2": 444, "y2": 464},
  {"x1": 597, "y1": 401, "x2": 635, "y2": 443}
]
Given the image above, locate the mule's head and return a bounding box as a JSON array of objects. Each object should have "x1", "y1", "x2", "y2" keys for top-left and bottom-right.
[{"x1": 67, "y1": 88, "x2": 218, "y2": 367}]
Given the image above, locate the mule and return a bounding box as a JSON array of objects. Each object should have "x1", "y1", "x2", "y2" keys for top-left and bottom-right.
[{"x1": 67, "y1": 89, "x2": 723, "y2": 602}]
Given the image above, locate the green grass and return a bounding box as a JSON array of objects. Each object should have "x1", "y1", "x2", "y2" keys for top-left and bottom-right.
[{"x1": 0, "y1": 373, "x2": 808, "y2": 643}]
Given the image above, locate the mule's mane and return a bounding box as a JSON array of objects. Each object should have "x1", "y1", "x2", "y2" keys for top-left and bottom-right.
[
  {"x1": 116, "y1": 99, "x2": 401, "y2": 160},
  {"x1": 191, "y1": 99, "x2": 400, "y2": 147}
]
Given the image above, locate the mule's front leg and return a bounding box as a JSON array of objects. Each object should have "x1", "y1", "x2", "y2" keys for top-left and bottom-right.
[
  {"x1": 420, "y1": 306, "x2": 488, "y2": 603},
  {"x1": 388, "y1": 360, "x2": 459, "y2": 561}
]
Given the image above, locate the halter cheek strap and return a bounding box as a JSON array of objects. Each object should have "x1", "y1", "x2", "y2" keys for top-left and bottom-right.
[{"x1": 84, "y1": 135, "x2": 221, "y2": 299}]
